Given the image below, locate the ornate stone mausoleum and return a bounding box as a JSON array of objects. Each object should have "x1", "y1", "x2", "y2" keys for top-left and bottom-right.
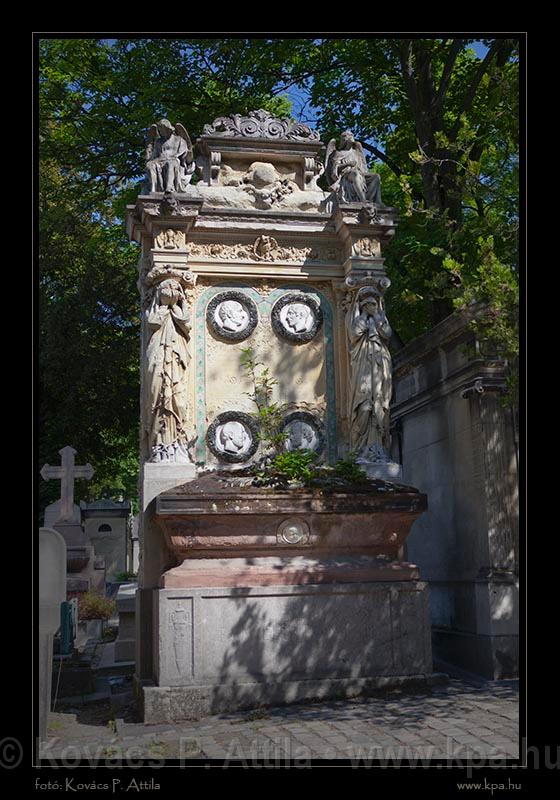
[{"x1": 126, "y1": 111, "x2": 436, "y2": 721}]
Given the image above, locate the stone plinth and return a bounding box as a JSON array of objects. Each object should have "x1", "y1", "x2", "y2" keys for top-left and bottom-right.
[
  {"x1": 114, "y1": 582, "x2": 137, "y2": 663},
  {"x1": 141, "y1": 581, "x2": 432, "y2": 722},
  {"x1": 132, "y1": 473, "x2": 435, "y2": 721}
]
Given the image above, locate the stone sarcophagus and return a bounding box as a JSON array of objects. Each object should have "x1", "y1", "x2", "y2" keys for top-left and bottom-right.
[
  {"x1": 126, "y1": 111, "x2": 435, "y2": 721},
  {"x1": 156, "y1": 475, "x2": 427, "y2": 585}
]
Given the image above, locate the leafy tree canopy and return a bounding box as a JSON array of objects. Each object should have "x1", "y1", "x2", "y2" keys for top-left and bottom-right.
[{"x1": 38, "y1": 37, "x2": 520, "y2": 512}]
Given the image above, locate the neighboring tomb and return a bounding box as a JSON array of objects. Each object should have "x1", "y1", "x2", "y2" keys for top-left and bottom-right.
[
  {"x1": 82, "y1": 499, "x2": 131, "y2": 582},
  {"x1": 391, "y1": 309, "x2": 519, "y2": 678},
  {"x1": 41, "y1": 446, "x2": 105, "y2": 595}
]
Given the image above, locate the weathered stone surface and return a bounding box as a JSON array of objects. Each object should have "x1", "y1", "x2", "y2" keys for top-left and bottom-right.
[
  {"x1": 326, "y1": 131, "x2": 382, "y2": 204},
  {"x1": 125, "y1": 113, "x2": 424, "y2": 706},
  {"x1": 202, "y1": 110, "x2": 321, "y2": 142},
  {"x1": 391, "y1": 309, "x2": 518, "y2": 679},
  {"x1": 155, "y1": 475, "x2": 426, "y2": 564},
  {"x1": 39, "y1": 527, "x2": 67, "y2": 742},
  {"x1": 140, "y1": 580, "x2": 431, "y2": 720},
  {"x1": 161, "y1": 555, "x2": 419, "y2": 588},
  {"x1": 82, "y1": 499, "x2": 131, "y2": 582},
  {"x1": 144, "y1": 119, "x2": 195, "y2": 193}
]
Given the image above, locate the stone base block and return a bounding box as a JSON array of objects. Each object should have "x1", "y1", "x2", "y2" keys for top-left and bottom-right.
[
  {"x1": 143, "y1": 462, "x2": 197, "y2": 510},
  {"x1": 141, "y1": 672, "x2": 447, "y2": 723},
  {"x1": 147, "y1": 580, "x2": 433, "y2": 721}
]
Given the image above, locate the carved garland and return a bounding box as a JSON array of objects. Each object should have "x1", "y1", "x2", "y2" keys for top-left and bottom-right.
[
  {"x1": 206, "y1": 411, "x2": 260, "y2": 463},
  {"x1": 206, "y1": 291, "x2": 259, "y2": 343},
  {"x1": 188, "y1": 239, "x2": 340, "y2": 263},
  {"x1": 271, "y1": 293, "x2": 323, "y2": 344}
]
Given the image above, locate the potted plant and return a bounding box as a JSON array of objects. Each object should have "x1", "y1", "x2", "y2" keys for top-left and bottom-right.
[{"x1": 77, "y1": 590, "x2": 116, "y2": 641}]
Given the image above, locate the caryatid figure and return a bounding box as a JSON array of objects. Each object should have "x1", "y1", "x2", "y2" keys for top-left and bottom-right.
[
  {"x1": 144, "y1": 268, "x2": 195, "y2": 463},
  {"x1": 346, "y1": 285, "x2": 392, "y2": 455},
  {"x1": 145, "y1": 119, "x2": 195, "y2": 193}
]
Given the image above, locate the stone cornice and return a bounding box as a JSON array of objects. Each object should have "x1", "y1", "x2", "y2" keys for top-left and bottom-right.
[
  {"x1": 391, "y1": 359, "x2": 509, "y2": 420},
  {"x1": 392, "y1": 306, "x2": 486, "y2": 376}
]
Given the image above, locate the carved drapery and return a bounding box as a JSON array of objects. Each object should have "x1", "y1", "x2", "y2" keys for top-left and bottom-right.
[
  {"x1": 343, "y1": 275, "x2": 393, "y2": 456},
  {"x1": 143, "y1": 266, "x2": 196, "y2": 463}
]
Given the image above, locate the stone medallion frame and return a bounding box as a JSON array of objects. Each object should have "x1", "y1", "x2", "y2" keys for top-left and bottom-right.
[
  {"x1": 282, "y1": 411, "x2": 325, "y2": 455},
  {"x1": 206, "y1": 290, "x2": 258, "y2": 342},
  {"x1": 206, "y1": 411, "x2": 260, "y2": 463},
  {"x1": 195, "y1": 284, "x2": 337, "y2": 465},
  {"x1": 271, "y1": 293, "x2": 323, "y2": 344}
]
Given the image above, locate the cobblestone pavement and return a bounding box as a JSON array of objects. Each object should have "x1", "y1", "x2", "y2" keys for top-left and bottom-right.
[{"x1": 40, "y1": 679, "x2": 519, "y2": 764}]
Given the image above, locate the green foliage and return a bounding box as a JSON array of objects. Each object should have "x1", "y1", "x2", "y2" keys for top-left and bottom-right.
[
  {"x1": 39, "y1": 37, "x2": 519, "y2": 512},
  {"x1": 114, "y1": 571, "x2": 137, "y2": 582},
  {"x1": 239, "y1": 347, "x2": 289, "y2": 454},
  {"x1": 332, "y1": 454, "x2": 368, "y2": 484},
  {"x1": 39, "y1": 39, "x2": 295, "y2": 515},
  {"x1": 78, "y1": 591, "x2": 116, "y2": 621},
  {"x1": 253, "y1": 449, "x2": 319, "y2": 488}
]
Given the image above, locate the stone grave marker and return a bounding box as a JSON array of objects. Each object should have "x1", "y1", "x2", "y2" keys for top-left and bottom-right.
[{"x1": 38, "y1": 527, "x2": 66, "y2": 742}]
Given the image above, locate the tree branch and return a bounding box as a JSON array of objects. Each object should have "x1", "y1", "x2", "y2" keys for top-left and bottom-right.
[
  {"x1": 449, "y1": 39, "x2": 512, "y2": 141},
  {"x1": 360, "y1": 141, "x2": 402, "y2": 176},
  {"x1": 433, "y1": 39, "x2": 464, "y2": 120}
]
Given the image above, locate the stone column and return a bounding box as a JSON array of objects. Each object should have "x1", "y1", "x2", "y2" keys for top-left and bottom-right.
[
  {"x1": 126, "y1": 191, "x2": 203, "y2": 682},
  {"x1": 333, "y1": 205, "x2": 401, "y2": 478}
]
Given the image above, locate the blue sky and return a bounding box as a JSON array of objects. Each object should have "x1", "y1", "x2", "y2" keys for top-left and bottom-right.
[{"x1": 286, "y1": 40, "x2": 490, "y2": 125}]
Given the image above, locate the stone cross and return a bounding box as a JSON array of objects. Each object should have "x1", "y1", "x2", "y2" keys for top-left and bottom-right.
[{"x1": 41, "y1": 446, "x2": 94, "y2": 522}]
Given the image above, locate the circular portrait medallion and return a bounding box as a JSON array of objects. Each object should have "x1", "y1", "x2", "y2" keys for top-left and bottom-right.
[
  {"x1": 282, "y1": 411, "x2": 325, "y2": 455},
  {"x1": 271, "y1": 293, "x2": 323, "y2": 344},
  {"x1": 206, "y1": 291, "x2": 258, "y2": 342},
  {"x1": 206, "y1": 411, "x2": 260, "y2": 463}
]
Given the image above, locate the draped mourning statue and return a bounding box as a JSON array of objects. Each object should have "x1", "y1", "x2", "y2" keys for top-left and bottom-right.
[
  {"x1": 144, "y1": 269, "x2": 194, "y2": 463},
  {"x1": 145, "y1": 119, "x2": 195, "y2": 193},
  {"x1": 346, "y1": 286, "x2": 392, "y2": 455},
  {"x1": 325, "y1": 131, "x2": 382, "y2": 204}
]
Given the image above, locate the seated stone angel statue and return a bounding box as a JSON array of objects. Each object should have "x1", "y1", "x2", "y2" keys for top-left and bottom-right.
[
  {"x1": 145, "y1": 119, "x2": 195, "y2": 193},
  {"x1": 325, "y1": 130, "x2": 382, "y2": 205}
]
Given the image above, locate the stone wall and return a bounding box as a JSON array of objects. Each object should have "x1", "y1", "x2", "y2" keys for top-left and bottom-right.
[{"x1": 391, "y1": 309, "x2": 519, "y2": 679}]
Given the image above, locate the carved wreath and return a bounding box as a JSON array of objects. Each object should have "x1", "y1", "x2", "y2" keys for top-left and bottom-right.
[
  {"x1": 282, "y1": 411, "x2": 325, "y2": 455},
  {"x1": 206, "y1": 291, "x2": 259, "y2": 342},
  {"x1": 206, "y1": 411, "x2": 260, "y2": 463},
  {"x1": 271, "y1": 293, "x2": 323, "y2": 344}
]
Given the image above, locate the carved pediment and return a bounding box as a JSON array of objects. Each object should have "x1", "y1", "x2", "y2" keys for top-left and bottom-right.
[{"x1": 202, "y1": 109, "x2": 320, "y2": 142}]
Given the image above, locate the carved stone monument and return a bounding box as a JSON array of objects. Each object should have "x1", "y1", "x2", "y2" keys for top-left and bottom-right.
[
  {"x1": 41, "y1": 446, "x2": 105, "y2": 594},
  {"x1": 127, "y1": 111, "x2": 433, "y2": 721}
]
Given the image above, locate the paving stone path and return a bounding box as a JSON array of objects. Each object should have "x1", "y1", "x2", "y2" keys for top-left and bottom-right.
[{"x1": 40, "y1": 679, "x2": 519, "y2": 764}]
